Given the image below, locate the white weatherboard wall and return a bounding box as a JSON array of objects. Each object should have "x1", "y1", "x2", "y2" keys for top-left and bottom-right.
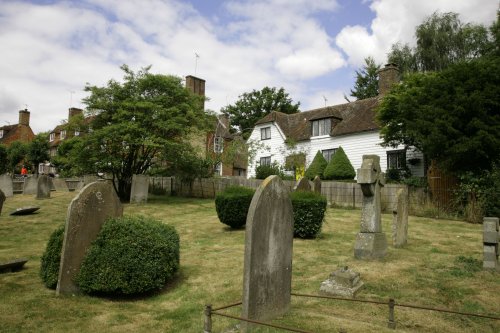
[{"x1": 247, "y1": 126, "x2": 424, "y2": 178}]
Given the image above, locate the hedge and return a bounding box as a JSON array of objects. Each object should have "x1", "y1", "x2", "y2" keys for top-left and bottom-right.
[
  {"x1": 291, "y1": 191, "x2": 327, "y2": 238},
  {"x1": 304, "y1": 151, "x2": 328, "y2": 180},
  {"x1": 39, "y1": 225, "x2": 65, "y2": 289},
  {"x1": 215, "y1": 185, "x2": 255, "y2": 228}
]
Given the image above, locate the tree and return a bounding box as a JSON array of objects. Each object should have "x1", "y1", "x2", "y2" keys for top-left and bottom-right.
[
  {"x1": 221, "y1": 87, "x2": 300, "y2": 138},
  {"x1": 377, "y1": 56, "x2": 500, "y2": 176},
  {"x1": 304, "y1": 151, "x2": 328, "y2": 180},
  {"x1": 0, "y1": 144, "x2": 7, "y2": 174},
  {"x1": 78, "y1": 65, "x2": 209, "y2": 201},
  {"x1": 323, "y1": 147, "x2": 355, "y2": 180},
  {"x1": 388, "y1": 12, "x2": 493, "y2": 74},
  {"x1": 349, "y1": 57, "x2": 381, "y2": 100},
  {"x1": 7, "y1": 141, "x2": 28, "y2": 174},
  {"x1": 27, "y1": 133, "x2": 50, "y2": 175}
]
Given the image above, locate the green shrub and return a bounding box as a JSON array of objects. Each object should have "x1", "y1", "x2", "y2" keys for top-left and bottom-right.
[
  {"x1": 215, "y1": 186, "x2": 255, "y2": 228},
  {"x1": 77, "y1": 216, "x2": 180, "y2": 295},
  {"x1": 323, "y1": 147, "x2": 355, "y2": 180},
  {"x1": 291, "y1": 191, "x2": 327, "y2": 238},
  {"x1": 304, "y1": 151, "x2": 328, "y2": 180},
  {"x1": 255, "y1": 162, "x2": 284, "y2": 179},
  {"x1": 40, "y1": 225, "x2": 65, "y2": 289}
]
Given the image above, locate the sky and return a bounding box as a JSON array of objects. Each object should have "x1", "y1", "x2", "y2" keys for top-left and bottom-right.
[{"x1": 0, "y1": 0, "x2": 497, "y2": 134}]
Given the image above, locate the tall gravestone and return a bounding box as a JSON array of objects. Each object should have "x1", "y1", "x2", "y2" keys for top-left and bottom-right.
[
  {"x1": 52, "y1": 178, "x2": 69, "y2": 192},
  {"x1": 23, "y1": 176, "x2": 38, "y2": 195},
  {"x1": 483, "y1": 217, "x2": 499, "y2": 271},
  {"x1": 293, "y1": 177, "x2": 311, "y2": 192},
  {"x1": 242, "y1": 175, "x2": 294, "y2": 327},
  {"x1": 0, "y1": 174, "x2": 13, "y2": 197},
  {"x1": 392, "y1": 187, "x2": 409, "y2": 248},
  {"x1": 130, "y1": 174, "x2": 149, "y2": 203},
  {"x1": 354, "y1": 155, "x2": 387, "y2": 259},
  {"x1": 313, "y1": 175, "x2": 322, "y2": 195},
  {"x1": 56, "y1": 181, "x2": 123, "y2": 295},
  {"x1": 0, "y1": 189, "x2": 5, "y2": 215},
  {"x1": 36, "y1": 175, "x2": 51, "y2": 199}
]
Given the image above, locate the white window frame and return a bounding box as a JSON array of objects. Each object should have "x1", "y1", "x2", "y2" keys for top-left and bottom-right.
[
  {"x1": 49, "y1": 133, "x2": 55, "y2": 142},
  {"x1": 214, "y1": 136, "x2": 223, "y2": 153},
  {"x1": 312, "y1": 118, "x2": 331, "y2": 137},
  {"x1": 0, "y1": 129, "x2": 3, "y2": 139},
  {"x1": 260, "y1": 156, "x2": 271, "y2": 166},
  {"x1": 60, "y1": 130, "x2": 66, "y2": 140},
  {"x1": 74, "y1": 128, "x2": 80, "y2": 136},
  {"x1": 260, "y1": 127, "x2": 271, "y2": 140},
  {"x1": 214, "y1": 162, "x2": 222, "y2": 176}
]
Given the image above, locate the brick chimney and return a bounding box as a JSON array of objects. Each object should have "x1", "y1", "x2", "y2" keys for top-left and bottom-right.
[
  {"x1": 185, "y1": 75, "x2": 205, "y2": 109},
  {"x1": 68, "y1": 107, "x2": 83, "y2": 119},
  {"x1": 18, "y1": 109, "x2": 30, "y2": 126},
  {"x1": 378, "y1": 63, "x2": 399, "y2": 96}
]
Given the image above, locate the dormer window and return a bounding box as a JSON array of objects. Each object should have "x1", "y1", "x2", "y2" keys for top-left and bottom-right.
[
  {"x1": 49, "y1": 133, "x2": 55, "y2": 142},
  {"x1": 0, "y1": 130, "x2": 3, "y2": 139},
  {"x1": 261, "y1": 127, "x2": 271, "y2": 140},
  {"x1": 60, "y1": 130, "x2": 66, "y2": 140},
  {"x1": 312, "y1": 118, "x2": 331, "y2": 137},
  {"x1": 214, "y1": 136, "x2": 223, "y2": 153}
]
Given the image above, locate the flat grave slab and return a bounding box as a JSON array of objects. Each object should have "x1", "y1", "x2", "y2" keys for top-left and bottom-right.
[
  {"x1": 0, "y1": 258, "x2": 28, "y2": 273},
  {"x1": 10, "y1": 206, "x2": 40, "y2": 216}
]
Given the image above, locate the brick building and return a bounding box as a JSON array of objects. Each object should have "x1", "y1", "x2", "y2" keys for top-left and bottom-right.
[{"x1": 0, "y1": 109, "x2": 35, "y2": 146}]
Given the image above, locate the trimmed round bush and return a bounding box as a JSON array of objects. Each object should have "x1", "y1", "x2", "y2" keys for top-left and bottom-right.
[
  {"x1": 215, "y1": 185, "x2": 255, "y2": 228},
  {"x1": 305, "y1": 151, "x2": 328, "y2": 180},
  {"x1": 77, "y1": 215, "x2": 180, "y2": 295},
  {"x1": 323, "y1": 146, "x2": 355, "y2": 180},
  {"x1": 291, "y1": 191, "x2": 327, "y2": 238},
  {"x1": 40, "y1": 225, "x2": 65, "y2": 289}
]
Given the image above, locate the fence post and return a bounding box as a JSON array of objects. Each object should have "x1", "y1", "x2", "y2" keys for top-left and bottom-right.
[
  {"x1": 352, "y1": 185, "x2": 356, "y2": 209},
  {"x1": 204, "y1": 304, "x2": 212, "y2": 333},
  {"x1": 388, "y1": 298, "x2": 396, "y2": 329}
]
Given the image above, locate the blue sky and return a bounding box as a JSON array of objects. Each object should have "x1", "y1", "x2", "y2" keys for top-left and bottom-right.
[{"x1": 0, "y1": 0, "x2": 497, "y2": 133}]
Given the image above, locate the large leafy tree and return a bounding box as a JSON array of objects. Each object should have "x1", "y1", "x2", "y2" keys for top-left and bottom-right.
[
  {"x1": 221, "y1": 87, "x2": 300, "y2": 139},
  {"x1": 7, "y1": 141, "x2": 28, "y2": 174},
  {"x1": 388, "y1": 12, "x2": 493, "y2": 74},
  {"x1": 27, "y1": 133, "x2": 50, "y2": 175},
  {"x1": 349, "y1": 56, "x2": 381, "y2": 100},
  {"x1": 377, "y1": 56, "x2": 500, "y2": 176},
  {"x1": 0, "y1": 144, "x2": 7, "y2": 174},
  {"x1": 78, "y1": 65, "x2": 208, "y2": 201}
]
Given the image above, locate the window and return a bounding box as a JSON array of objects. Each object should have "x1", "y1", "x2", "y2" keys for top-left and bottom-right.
[
  {"x1": 0, "y1": 130, "x2": 3, "y2": 139},
  {"x1": 261, "y1": 127, "x2": 271, "y2": 140},
  {"x1": 312, "y1": 118, "x2": 331, "y2": 137},
  {"x1": 387, "y1": 150, "x2": 406, "y2": 169},
  {"x1": 322, "y1": 148, "x2": 337, "y2": 162},
  {"x1": 49, "y1": 133, "x2": 55, "y2": 142},
  {"x1": 74, "y1": 128, "x2": 80, "y2": 136},
  {"x1": 214, "y1": 162, "x2": 222, "y2": 176},
  {"x1": 60, "y1": 130, "x2": 66, "y2": 140},
  {"x1": 260, "y1": 156, "x2": 271, "y2": 166},
  {"x1": 214, "y1": 136, "x2": 223, "y2": 153}
]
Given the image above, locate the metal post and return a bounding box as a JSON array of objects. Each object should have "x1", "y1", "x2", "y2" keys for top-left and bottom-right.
[
  {"x1": 353, "y1": 186, "x2": 356, "y2": 209},
  {"x1": 204, "y1": 304, "x2": 212, "y2": 333},
  {"x1": 388, "y1": 298, "x2": 396, "y2": 329}
]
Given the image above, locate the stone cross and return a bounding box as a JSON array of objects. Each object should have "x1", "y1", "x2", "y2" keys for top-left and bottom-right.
[
  {"x1": 313, "y1": 175, "x2": 322, "y2": 195},
  {"x1": 0, "y1": 189, "x2": 5, "y2": 215},
  {"x1": 130, "y1": 174, "x2": 149, "y2": 203},
  {"x1": 36, "y1": 175, "x2": 51, "y2": 199},
  {"x1": 392, "y1": 187, "x2": 409, "y2": 248},
  {"x1": 0, "y1": 174, "x2": 13, "y2": 197},
  {"x1": 57, "y1": 181, "x2": 123, "y2": 295},
  {"x1": 354, "y1": 155, "x2": 387, "y2": 259},
  {"x1": 483, "y1": 217, "x2": 499, "y2": 271},
  {"x1": 293, "y1": 177, "x2": 311, "y2": 192},
  {"x1": 242, "y1": 175, "x2": 294, "y2": 328}
]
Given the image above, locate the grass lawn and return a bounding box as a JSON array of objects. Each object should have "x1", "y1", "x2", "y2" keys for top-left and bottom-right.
[{"x1": 0, "y1": 191, "x2": 499, "y2": 332}]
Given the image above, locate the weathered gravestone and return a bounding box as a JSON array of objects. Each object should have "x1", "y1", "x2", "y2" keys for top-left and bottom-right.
[
  {"x1": 483, "y1": 217, "x2": 499, "y2": 271},
  {"x1": 320, "y1": 266, "x2": 364, "y2": 298},
  {"x1": 354, "y1": 155, "x2": 387, "y2": 259},
  {"x1": 242, "y1": 175, "x2": 294, "y2": 328},
  {"x1": 83, "y1": 174, "x2": 98, "y2": 186},
  {"x1": 0, "y1": 189, "x2": 5, "y2": 215},
  {"x1": 293, "y1": 177, "x2": 311, "y2": 192},
  {"x1": 130, "y1": 174, "x2": 149, "y2": 203},
  {"x1": 23, "y1": 176, "x2": 38, "y2": 195},
  {"x1": 313, "y1": 175, "x2": 322, "y2": 195},
  {"x1": 392, "y1": 186, "x2": 409, "y2": 248},
  {"x1": 56, "y1": 181, "x2": 123, "y2": 295},
  {"x1": 36, "y1": 175, "x2": 51, "y2": 199},
  {"x1": 0, "y1": 174, "x2": 13, "y2": 197},
  {"x1": 52, "y1": 178, "x2": 69, "y2": 192}
]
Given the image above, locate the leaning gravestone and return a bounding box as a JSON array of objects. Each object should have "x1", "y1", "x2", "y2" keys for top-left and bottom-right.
[
  {"x1": 0, "y1": 174, "x2": 13, "y2": 197},
  {"x1": 313, "y1": 175, "x2": 322, "y2": 195},
  {"x1": 242, "y1": 175, "x2": 294, "y2": 327},
  {"x1": 392, "y1": 187, "x2": 409, "y2": 248},
  {"x1": 130, "y1": 174, "x2": 149, "y2": 203},
  {"x1": 0, "y1": 189, "x2": 5, "y2": 215},
  {"x1": 483, "y1": 217, "x2": 499, "y2": 271},
  {"x1": 293, "y1": 177, "x2": 312, "y2": 192},
  {"x1": 23, "y1": 176, "x2": 38, "y2": 195},
  {"x1": 52, "y1": 178, "x2": 69, "y2": 192},
  {"x1": 36, "y1": 175, "x2": 51, "y2": 199},
  {"x1": 56, "y1": 181, "x2": 123, "y2": 295},
  {"x1": 354, "y1": 155, "x2": 387, "y2": 259}
]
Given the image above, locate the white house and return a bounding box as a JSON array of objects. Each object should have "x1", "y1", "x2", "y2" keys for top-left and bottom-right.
[{"x1": 246, "y1": 64, "x2": 425, "y2": 179}]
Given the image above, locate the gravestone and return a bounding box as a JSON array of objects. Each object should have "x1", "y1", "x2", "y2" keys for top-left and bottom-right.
[
  {"x1": 52, "y1": 178, "x2": 69, "y2": 192},
  {"x1": 0, "y1": 258, "x2": 28, "y2": 273},
  {"x1": 392, "y1": 187, "x2": 409, "y2": 248},
  {"x1": 10, "y1": 206, "x2": 40, "y2": 215},
  {"x1": 0, "y1": 189, "x2": 5, "y2": 215},
  {"x1": 320, "y1": 266, "x2": 364, "y2": 298},
  {"x1": 23, "y1": 176, "x2": 38, "y2": 195},
  {"x1": 354, "y1": 155, "x2": 387, "y2": 259},
  {"x1": 0, "y1": 174, "x2": 13, "y2": 197},
  {"x1": 130, "y1": 174, "x2": 149, "y2": 203},
  {"x1": 313, "y1": 175, "x2": 322, "y2": 195},
  {"x1": 483, "y1": 217, "x2": 499, "y2": 271},
  {"x1": 83, "y1": 174, "x2": 98, "y2": 185},
  {"x1": 293, "y1": 177, "x2": 311, "y2": 192},
  {"x1": 242, "y1": 175, "x2": 294, "y2": 327},
  {"x1": 56, "y1": 181, "x2": 123, "y2": 295},
  {"x1": 36, "y1": 175, "x2": 51, "y2": 199}
]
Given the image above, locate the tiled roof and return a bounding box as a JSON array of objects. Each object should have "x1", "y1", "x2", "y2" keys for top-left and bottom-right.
[
  {"x1": 255, "y1": 96, "x2": 380, "y2": 141},
  {"x1": 0, "y1": 124, "x2": 18, "y2": 143}
]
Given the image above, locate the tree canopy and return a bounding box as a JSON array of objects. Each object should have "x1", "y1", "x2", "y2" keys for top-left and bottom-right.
[
  {"x1": 221, "y1": 87, "x2": 300, "y2": 138},
  {"x1": 0, "y1": 144, "x2": 8, "y2": 174},
  {"x1": 27, "y1": 133, "x2": 49, "y2": 175},
  {"x1": 377, "y1": 56, "x2": 500, "y2": 176},
  {"x1": 74, "y1": 65, "x2": 209, "y2": 201},
  {"x1": 349, "y1": 56, "x2": 381, "y2": 100}
]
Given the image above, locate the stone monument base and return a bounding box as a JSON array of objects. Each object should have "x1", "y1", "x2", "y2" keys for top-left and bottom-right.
[
  {"x1": 354, "y1": 232, "x2": 387, "y2": 259},
  {"x1": 319, "y1": 266, "x2": 363, "y2": 298}
]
